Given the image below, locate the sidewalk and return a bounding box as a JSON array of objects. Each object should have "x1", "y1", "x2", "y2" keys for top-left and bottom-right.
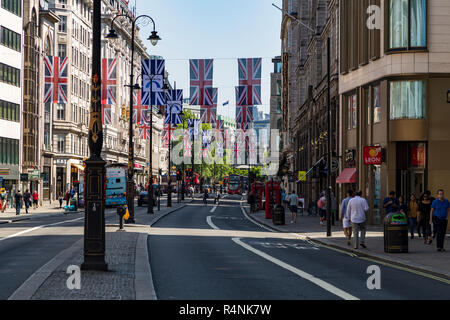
[
  {"x1": 8, "y1": 197, "x2": 193, "y2": 300},
  {"x1": 243, "y1": 204, "x2": 450, "y2": 279},
  {"x1": 0, "y1": 203, "x2": 74, "y2": 223}
]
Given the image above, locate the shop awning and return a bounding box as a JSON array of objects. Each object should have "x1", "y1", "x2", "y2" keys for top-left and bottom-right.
[{"x1": 336, "y1": 168, "x2": 357, "y2": 184}]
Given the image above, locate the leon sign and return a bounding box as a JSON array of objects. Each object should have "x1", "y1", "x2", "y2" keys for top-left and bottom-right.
[{"x1": 364, "y1": 146, "x2": 382, "y2": 165}]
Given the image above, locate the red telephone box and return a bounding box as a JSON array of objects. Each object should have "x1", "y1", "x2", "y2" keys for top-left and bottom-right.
[
  {"x1": 265, "y1": 181, "x2": 281, "y2": 219},
  {"x1": 251, "y1": 182, "x2": 264, "y2": 211}
]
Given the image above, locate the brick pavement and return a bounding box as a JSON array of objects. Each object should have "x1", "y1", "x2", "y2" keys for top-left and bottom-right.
[
  {"x1": 9, "y1": 197, "x2": 194, "y2": 300},
  {"x1": 243, "y1": 204, "x2": 450, "y2": 279}
]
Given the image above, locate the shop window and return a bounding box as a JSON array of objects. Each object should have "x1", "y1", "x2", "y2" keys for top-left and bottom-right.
[
  {"x1": 390, "y1": 80, "x2": 425, "y2": 119},
  {"x1": 373, "y1": 85, "x2": 381, "y2": 123}
]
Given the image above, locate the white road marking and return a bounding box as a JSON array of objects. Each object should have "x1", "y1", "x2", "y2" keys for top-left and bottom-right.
[
  {"x1": 209, "y1": 205, "x2": 218, "y2": 213},
  {"x1": 0, "y1": 217, "x2": 84, "y2": 243},
  {"x1": 206, "y1": 216, "x2": 219, "y2": 230},
  {"x1": 232, "y1": 237, "x2": 359, "y2": 300}
]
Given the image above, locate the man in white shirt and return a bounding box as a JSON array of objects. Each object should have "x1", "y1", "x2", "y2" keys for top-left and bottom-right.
[{"x1": 346, "y1": 191, "x2": 369, "y2": 249}]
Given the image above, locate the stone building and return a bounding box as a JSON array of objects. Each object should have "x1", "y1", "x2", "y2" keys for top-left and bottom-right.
[
  {"x1": 293, "y1": 0, "x2": 340, "y2": 206},
  {"x1": 338, "y1": 0, "x2": 450, "y2": 226}
]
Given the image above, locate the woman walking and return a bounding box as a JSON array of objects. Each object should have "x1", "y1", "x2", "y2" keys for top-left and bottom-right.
[
  {"x1": 418, "y1": 193, "x2": 433, "y2": 245},
  {"x1": 408, "y1": 194, "x2": 419, "y2": 239}
]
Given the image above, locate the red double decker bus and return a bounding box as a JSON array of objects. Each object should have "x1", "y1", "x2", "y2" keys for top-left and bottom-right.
[{"x1": 227, "y1": 174, "x2": 242, "y2": 195}]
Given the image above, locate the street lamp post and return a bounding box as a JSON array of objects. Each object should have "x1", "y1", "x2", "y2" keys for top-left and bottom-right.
[
  {"x1": 81, "y1": 0, "x2": 107, "y2": 271},
  {"x1": 106, "y1": 13, "x2": 160, "y2": 224}
]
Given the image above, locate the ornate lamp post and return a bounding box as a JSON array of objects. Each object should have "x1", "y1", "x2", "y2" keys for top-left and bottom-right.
[
  {"x1": 106, "y1": 13, "x2": 161, "y2": 223},
  {"x1": 81, "y1": 0, "x2": 107, "y2": 271}
]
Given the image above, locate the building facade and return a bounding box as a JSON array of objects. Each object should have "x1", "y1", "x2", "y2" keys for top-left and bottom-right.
[
  {"x1": 0, "y1": 0, "x2": 23, "y2": 196},
  {"x1": 293, "y1": 0, "x2": 340, "y2": 206},
  {"x1": 338, "y1": 0, "x2": 450, "y2": 225},
  {"x1": 270, "y1": 55, "x2": 282, "y2": 154}
]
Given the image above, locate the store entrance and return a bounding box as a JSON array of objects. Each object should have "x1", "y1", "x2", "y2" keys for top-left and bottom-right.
[
  {"x1": 401, "y1": 169, "x2": 425, "y2": 199},
  {"x1": 397, "y1": 142, "x2": 427, "y2": 199}
]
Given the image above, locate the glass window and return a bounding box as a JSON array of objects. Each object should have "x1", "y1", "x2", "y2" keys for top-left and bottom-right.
[
  {"x1": 1, "y1": 0, "x2": 21, "y2": 16},
  {"x1": 57, "y1": 104, "x2": 66, "y2": 120},
  {"x1": 58, "y1": 44, "x2": 67, "y2": 57},
  {"x1": 390, "y1": 80, "x2": 426, "y2": 119},
  {"x1": 373, "y1": 85, "x2": 381, "y2": 123},
  {"x1": 389, "y1": 0, "x2": 426, "y2": 50},
  {"x1": 58, "y1": 16, "x2": 67, "y2": 33},
  {"x1": 352, "y1": 95, "x2": 357, "y2": 129}
]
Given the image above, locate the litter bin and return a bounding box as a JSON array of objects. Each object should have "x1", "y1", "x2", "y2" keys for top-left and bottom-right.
[
  {"x1": 273, "y1": 204, "x2": 285, "y2": 225},
  {"x1": 384, "y1": 212, "x2": 408, "y2": 253}
]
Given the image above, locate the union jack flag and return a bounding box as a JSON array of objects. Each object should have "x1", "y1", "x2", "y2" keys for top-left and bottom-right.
[
  {"x1": 188, "y1": 119, "x2": 201, "y2": 136},
  {"x1": 235, "y1": 103, "x2": 254, "y2": 130},
  {"x1": 139, "y1": 121, "x2": 151, "y2": 140},
  {"x1": 44, "y1": 56, "x2": 69, "y2": 104},
  {"x1": 101, "y1": 58, "x2": 117, "y2": 105},
  {"x1": 102, "y1": 105, "x2": 112, "y2": 125},
  {"x1": 142, "y1": 59, "x2": 165, "y2": 106},
  {"x1": 200, "y1": 87, "x2": 218, "y2": 126},
  {"x1": 165, "y1": 89, "x2": 183, "y2": 125},
  {"x1": 183, "y1": 132, "x2": 192, "y2": 158},
  {"x1": 189, "y1": 59, "x2": 213, "y2": 105},
  {"x1": 161, "y1": 124, "x2": 176, "y2": 149},
  {"x1": 216, "y1": 142, "x2": 224, "y2": 159},
  {"x1": 238, "y1": 58, "x2": 262, "y2": 106},
  {"x1": 133, "y1": 91, "x2": 147, "y2": 125},
  {"x1": 202, "y1": 130, "x2": 212, "y2": 158}
]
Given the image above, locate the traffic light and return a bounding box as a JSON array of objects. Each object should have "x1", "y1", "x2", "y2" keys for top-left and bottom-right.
[{"x1": 176, "y1": 170, "x2": 182, "y2": 181}]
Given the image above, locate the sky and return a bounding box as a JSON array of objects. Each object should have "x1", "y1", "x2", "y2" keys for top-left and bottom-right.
[{"x1": 136, "y1": 0, "x2": 282, "y2": 118}]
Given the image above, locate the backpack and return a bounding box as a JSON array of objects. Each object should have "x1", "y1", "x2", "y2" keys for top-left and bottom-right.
[{"x1": 317, "y1": 198, "x2": 324, "y2": 209}]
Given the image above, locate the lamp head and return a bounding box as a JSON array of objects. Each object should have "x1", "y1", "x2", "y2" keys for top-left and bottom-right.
[
  {"x1": 106, "y1": 28, "x2": 119, "y2": 43},
  {"x1": 148, "y1": 31, "x2": 161, "y2": 46}
]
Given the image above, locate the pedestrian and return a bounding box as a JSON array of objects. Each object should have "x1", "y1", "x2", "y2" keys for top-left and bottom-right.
[
  {"x1": 425, "y1": 190, "x2": 437, "y2": 239},
  {"x1": 64, "y1": 190, "x2": 70, "y2": 207},
  {"x1": 248, "y1": 191, "x2": 256, "y2": 213},
  {"x1": 317, "y1": 192, "x2": 327, "y2": 226},
  {"x1": 398, "y1": 195, "x2": 407, "y2": 214},
  {"x1": 430, "y1": 189, "x2": 450, "y2": 252},
  {"x1": 32, "y1": 190, "x2": 39, "y2": 209},
  {"x1": 203, "y1": 189, "x2": 209, "y2": 206},
  {"x1": 14, "y1": 190, "x2": 23, "y2": 216},
  {"x1": 281, "y1": 189, "x2": 288, "y2": 209},
  {"x1": 408, "y1": 194, "x2": 419, "y2": 239},
  {"x1": 346, "y1": 191, "x2": 369, "y2": 249},
  {"x1": 23, "y1": 189, "x2": 31, "y2": 214},
  {"x1": 0, "y1": 188, "x2": 7, "y2": 213},
  {"x1": 340, "y1": 189, "x2": 354, "y2": 246},
  {"x1": 288, "y1": 191, "x2": 298, "y2": 224},
  {"x1": 383, "y1": 191, "x2": 399, "y2": 217},
  {"x1": 418, "y1": 192, "x2": 433, "y2": 245},
  {"x1": 58, "y1": 193, "x2": 64, "y2": 209},
  {"x1": 214, "y1": 189, "x2": 220, "y2": 205},
  {"x1": 330, "y1": 191, "x2": 338, "y2": 222}
]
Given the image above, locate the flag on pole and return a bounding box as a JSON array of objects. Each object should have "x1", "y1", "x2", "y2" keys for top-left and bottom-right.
[
  {"x1": 101, "y1": 58, "x2": 117, "y2": 105},
  {"x1": 222, "y1": 100, "x2": 229, "y2": 106},
  {"x1": 142, "y1": 59, "x2": 165, "y2": 106},
  {"x1": 200, "y1": 87, "x2": 218, "y2": 126},
  {"x1": 238, "y1": 57, "x2": 262, "y2": 106},
  {"x1": 189, "y1": 59, "x2": 213, "y2": 105},
  {"x1": 44, "y1": 56, "x2": 69, "y2": 104},
  {"x1": 165, "y1": 89, "x2": 183, "y2": 125}
]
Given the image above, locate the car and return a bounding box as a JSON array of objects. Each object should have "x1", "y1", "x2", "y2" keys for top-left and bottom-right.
[{"x1": 137, "y1": 185, "x2": 161, "y2": 206}]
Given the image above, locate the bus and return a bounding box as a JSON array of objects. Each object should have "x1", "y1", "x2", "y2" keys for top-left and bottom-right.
[
  {"x1": 105, "y1": 164, "x2": 127, "y2": 207},
  {"x1": 227, "y1": 174, "x2": 242, "y2": 195}
]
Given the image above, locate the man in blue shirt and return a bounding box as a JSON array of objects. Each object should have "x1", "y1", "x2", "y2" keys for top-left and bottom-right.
[
  {"x1": 430, "y1": 189, "x2": 450, "y2": 252},
  {"x1": 383, "y1": 191, "x2": 399, "y2": 217}
]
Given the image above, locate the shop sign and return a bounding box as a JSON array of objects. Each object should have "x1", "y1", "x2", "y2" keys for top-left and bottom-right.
[
  {"x1": 29, "y1": 170, "x2": 41, "y2": 180},
  {"x1": 411, "y1": 146, "x2": 426, "y2": 167},
  {"x1": 298, "y1": 171, "x2": 307, "y2": 182},
  {"x1": 0, "y1": 169, "x2": 10, "y2": 175},
  {"x1": 20, "y1": 173, "x2": 29, "y2": 182},
  {"x1": 54, "y1": 158, "x2": 68, "y2": 166},
  {"x1": 364, "y1": 146, "x2": 382, "y2": 165}
]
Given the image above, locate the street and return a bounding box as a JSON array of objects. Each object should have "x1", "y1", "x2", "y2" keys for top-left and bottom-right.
[{"x1": 148, "y1": 195, "x2": 450, "y2": 300}]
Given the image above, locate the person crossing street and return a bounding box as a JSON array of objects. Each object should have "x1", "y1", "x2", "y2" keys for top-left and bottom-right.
[{"x1": 346, "y1": 191, "x2": 369, "y2": 249}]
